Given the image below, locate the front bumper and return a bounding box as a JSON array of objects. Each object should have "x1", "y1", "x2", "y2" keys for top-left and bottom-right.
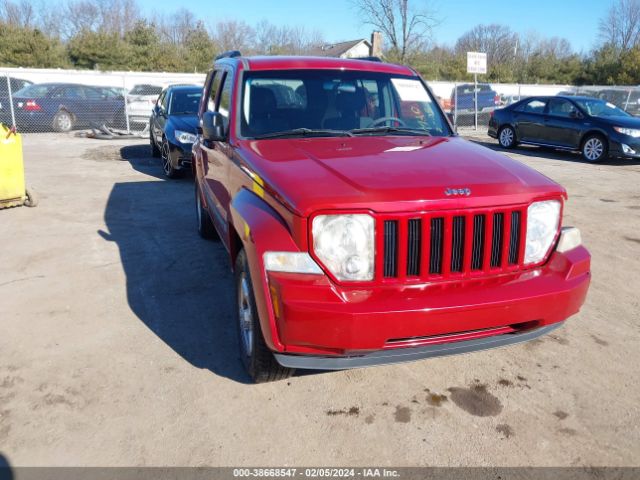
[
  {"x1": 609, "y1": 135, "x2": 640, "y2": 158},
  {"x1": 168, "y1": 142, "x2": 193, "y2": 169},
  {"x1": 275, "y1": 322, "x2": 562, "y2": 370},
  {"x1": 266, "y1": 246, "x2": 590, "y2": 366}
]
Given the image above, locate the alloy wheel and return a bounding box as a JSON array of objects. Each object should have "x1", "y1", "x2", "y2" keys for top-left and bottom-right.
[
  {"x1": 161, "y1": 140, "x2": 171, "y2": 175},
  {"x1": 500, "y1": 127, "x2": 514, "y2": 147},
  {"x1": 238, "y1": 273, "x2": 254, "y2": 357},
  {"x1": 583, "y1": 138, "x2": 604, "y2": 161}
]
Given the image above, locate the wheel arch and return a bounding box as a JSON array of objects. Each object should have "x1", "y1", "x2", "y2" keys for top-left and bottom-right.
[
  {"x1": 228, "y1": 188, "x2": 299, "y2": 352},
  {"x1": 579, "y1": 129, "x2": 609, "y2": 150}
]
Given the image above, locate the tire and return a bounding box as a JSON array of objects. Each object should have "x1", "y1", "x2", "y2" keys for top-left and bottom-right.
[
  {"x1": 150, "y1": 130, "x2": 161, "y2": 158},
  {"x1": 195, "y1": 182, "x2": 217, "y2": 240},
  {"x1": 24, "y1": 188, "x2": 38, "y2": 207},
  {"x1": 52, "y1": 110, "x2": 73, "y2": 132},
  {"x1": 161, "y1": 137, "x2": 182, "y2": 178},
  {"x1": 235, "y1": 249, "x2": 294, "y2": 383},
  {"x1": 581, "y1": 134, "x2": 608, "y2": 163},
  {"x1": 498, "y1": 126, "x2": 517, "y2": 149}
]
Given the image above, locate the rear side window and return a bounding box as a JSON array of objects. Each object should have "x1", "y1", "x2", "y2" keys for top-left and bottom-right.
[
  {"x1": 515, "y1": 99, "x2": 546, "y2": 113},
  {"x1": 547, "y1": 98, "x2": 578, "y2": 118},
  {"x1": 13, "y1": 84, "x2": 56, "y2": 97},
  {"x1": 207, "y1": 72, "x2": 222, "y2": 112},
  {"x1": 218, "y1": 74, "x2": 233, "y2": 119}
]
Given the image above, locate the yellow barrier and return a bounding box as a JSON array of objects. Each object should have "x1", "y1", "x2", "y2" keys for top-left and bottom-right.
[{"x1": 0, "y1": 124, "x2": 35, "y2": 209}]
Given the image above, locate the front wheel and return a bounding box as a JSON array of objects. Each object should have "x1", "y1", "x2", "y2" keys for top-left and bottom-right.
[
  {"x1": 498, "y1": 126, "x2": 517, "y2": 149},
  {"x1": 582, "y1": 134, "x2": 607, "y2": 163},
  {"x1": 235, "y1": 250, "x2": 294, "y2": 383},
  {"x1": 161, "y1": 137, "x2": 181, "y2": 178}
]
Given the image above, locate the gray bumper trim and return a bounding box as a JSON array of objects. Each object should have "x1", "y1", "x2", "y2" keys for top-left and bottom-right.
[{"x1": 273, "y1": 322, "x2": 563, "y2": 370}]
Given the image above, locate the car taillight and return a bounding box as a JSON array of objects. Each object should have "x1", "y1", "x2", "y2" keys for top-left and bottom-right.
[{"x1": 24, "y1": 100, "x2": 42, "y2": 111}]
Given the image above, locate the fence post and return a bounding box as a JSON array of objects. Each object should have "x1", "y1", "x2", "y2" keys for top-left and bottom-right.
[
  {"x1": 624, "y1": 88, "x2": 632, "y2": 112},
  {"x1": 474, "y1": 73, "x2": 478, "y2": 131},
  {"x1": 453, "y1": 82, "x2": 458, "y2": 130},
  {"x1": 5, "y1": 72, "x2": 16, "y2": 128},
  {"x1": 123, "y1": 73, "x2": 130, "y2": 133}
]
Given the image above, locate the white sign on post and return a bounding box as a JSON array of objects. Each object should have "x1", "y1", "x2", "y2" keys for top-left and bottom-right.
[{"x1": 467, "y1": 51, "x2": 487, "y2": 74}]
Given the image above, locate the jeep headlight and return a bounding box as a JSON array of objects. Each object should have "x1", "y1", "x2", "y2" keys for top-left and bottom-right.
[
  {"x1": 175, "y1": 130, "x2": 196, "y2": 144},
  {"x1": 524, "y1": 200, "x2": 561, "y2": 264},
  {"x1": 312, "y1": 214, "x2": 375, "y2": 281}
]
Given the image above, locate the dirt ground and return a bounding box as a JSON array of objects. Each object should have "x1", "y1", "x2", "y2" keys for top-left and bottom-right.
[{"x1": 0, "y1": 132, "x2": 638, "y2": 467}]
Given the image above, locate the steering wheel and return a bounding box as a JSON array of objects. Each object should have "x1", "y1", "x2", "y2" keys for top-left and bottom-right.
[{"x1": 369, "y1": 116, "x2": 407, "y2": 127}]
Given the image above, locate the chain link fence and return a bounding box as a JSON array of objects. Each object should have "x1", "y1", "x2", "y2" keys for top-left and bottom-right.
[
  {"x1": 2, "y1": 67, "x2": 639, "y2": 135},
  {"x1": 0, "y1": 67, "x2": 205, "y2": 135},
  {"x1": 429, "y1": 81, "x2": 640, "y2": 131}
]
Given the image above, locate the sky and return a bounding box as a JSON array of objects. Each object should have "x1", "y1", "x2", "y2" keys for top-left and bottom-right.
[{"x1": 140, "y1": 0, "x2": 612, "y2": 54}]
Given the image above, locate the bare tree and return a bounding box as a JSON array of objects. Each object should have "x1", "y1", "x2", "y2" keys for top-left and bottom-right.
[
  {"x1": 253, "y1": 20, "x2": 324, "y2": 55},
  {"x1": 210, "y1": 20, "x2": 255, "y2": 53},
  {"x1": 455, "y1": 24, "x2": 518, "y2": 65},
  {"x1": 0, "y1": 0, "x2": 35, "y2": 27},
  {"x1": 353, "y1": 0, "x2": 438, "y2": 62},
  {"x1": 157, "y1": 8, "x2": 196, "y2": 45},
  {"x1": 599, "y1": 0, "x2": 640, "y2": 52},
  {"x1": 61, "y1": 0, "x2": 139, "y2": 38}
]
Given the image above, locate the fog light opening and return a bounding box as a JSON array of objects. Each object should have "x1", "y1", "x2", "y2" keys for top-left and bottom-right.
[{"x1": 621, "y1": 143, "x2": 636, "y2": 155}]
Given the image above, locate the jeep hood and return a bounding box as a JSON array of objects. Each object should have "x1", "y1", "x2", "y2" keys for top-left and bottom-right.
[{"x1": 237, "y1": 136, "x2": 564, "y2": 216}]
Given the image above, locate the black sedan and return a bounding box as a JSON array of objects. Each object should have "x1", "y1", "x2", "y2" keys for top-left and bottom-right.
[
  {"x1": 488, "y1": 95, "x2": 640, "y2": 162},
  {"x1": 150, "y1": 85, "x2": 202, "y2": 178}
]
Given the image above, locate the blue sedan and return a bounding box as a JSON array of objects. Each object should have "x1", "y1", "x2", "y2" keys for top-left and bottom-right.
[
  {"x1": 149, "y1": 85, "x2": 202, "y2": 178},
  {"x1": 11, "y1": 83, "x2": 125, "y2": 132}
]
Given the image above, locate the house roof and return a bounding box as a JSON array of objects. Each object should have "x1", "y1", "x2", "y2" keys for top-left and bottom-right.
[{"x1": 307, "y1": 39, "x2": 371, "y2": 57}]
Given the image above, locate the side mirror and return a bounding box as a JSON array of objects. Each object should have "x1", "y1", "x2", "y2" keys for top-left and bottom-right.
[
  {"x1": 570, "y1": 110, "x2": 582, "y2": 119},
  {"x1": 201, "y1": 111, "x2": 227, "y2": 142}
]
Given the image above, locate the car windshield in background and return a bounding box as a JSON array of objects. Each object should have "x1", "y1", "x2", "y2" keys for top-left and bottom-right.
[
  {"x1": 130, "y1": 85, "x2": 162, "y2": 96},
  {"x1": 169, "y1": 90, "x2": 202, "y2": 115},
  {"x1": 240, "y1": 70, "x2": 450, "y2": 139},
  {"x1": 13, "y1": 84, "x2": 57, "y2": 97},
  {"x1": 574, "y1": 98, "x2": 631, "y2": 118}
]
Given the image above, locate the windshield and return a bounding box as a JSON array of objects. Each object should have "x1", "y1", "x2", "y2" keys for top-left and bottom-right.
[
  {"x1": 169, "y1": 89, "x2": 202, "y2": 115},
  {"x1": 573, "y1": 98, "x2": 631, "y2": 118},
  {"x1": 14, "y1": 84, "x2": 57, "y2": 97},
  {"x1": 130, "y1": 85, "x2": 162, "y2": 96},
  {"x1": 240, "y1": 70, "x2": 451, "y2": 138}
]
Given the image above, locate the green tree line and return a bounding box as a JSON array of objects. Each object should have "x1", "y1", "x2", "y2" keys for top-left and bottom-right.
[{"x1": 1, "y1": 0, "x2": 640, "y2": 85}]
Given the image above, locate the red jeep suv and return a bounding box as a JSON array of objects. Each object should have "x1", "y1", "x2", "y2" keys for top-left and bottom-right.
[{"x1": 192, "y1": 52, "x2": 591, "y2": 382}]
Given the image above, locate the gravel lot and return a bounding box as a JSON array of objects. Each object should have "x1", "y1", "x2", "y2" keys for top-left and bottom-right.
[{"x1": 0, "y1": 132, "x2": 639, "y2": 467}]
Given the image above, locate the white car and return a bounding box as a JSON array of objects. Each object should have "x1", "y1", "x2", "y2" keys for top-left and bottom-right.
[{"x1": 126, "y1": 84, "x2": 165, "y2": 125}]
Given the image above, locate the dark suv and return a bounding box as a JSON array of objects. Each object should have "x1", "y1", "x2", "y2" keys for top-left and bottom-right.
[{"x1": 192, "y1": 52, "x2": 590, "y2": 382}]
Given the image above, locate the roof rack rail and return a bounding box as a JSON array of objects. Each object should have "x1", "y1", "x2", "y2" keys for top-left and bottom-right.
[
  {"x1": 354, "y1": 56, "x2": 383, "y2": 62},
  {"x1": 215, "y1": 50, "x2": 242, "y2": 61}
]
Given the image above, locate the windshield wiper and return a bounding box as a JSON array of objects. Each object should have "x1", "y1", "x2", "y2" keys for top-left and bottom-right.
[
  {"x1": 350, "y1": 126, "x2": 432, "y2": 136},
  {"x1": 253, "y1": 128, "x2": 353, "y2": 139}
]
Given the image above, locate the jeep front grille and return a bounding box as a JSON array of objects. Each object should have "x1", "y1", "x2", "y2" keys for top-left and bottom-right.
[{"x1": 378, "y1": 206, "x2": 527, "y2": 282}]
